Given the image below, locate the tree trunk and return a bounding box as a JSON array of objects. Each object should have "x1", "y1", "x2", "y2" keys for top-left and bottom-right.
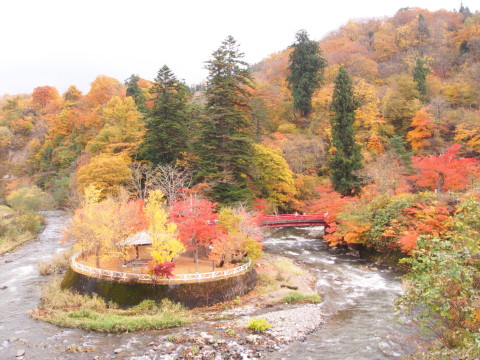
[
  {"x1": 193, "y1": 236, "x2": 199, "y2": 273},
  {"x1": 95, "y1": 248, "x2": 100, "y2": 268},
  {"x1": 436, "y1": 172, "x2": 446, "y2": 193}
]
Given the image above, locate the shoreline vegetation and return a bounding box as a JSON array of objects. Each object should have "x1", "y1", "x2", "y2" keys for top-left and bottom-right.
[
  {"x1": 30, "y1": 277, "x2": 191, "y2": 333},
  {"x1": 0, "y1": 208, "x2": 45, "y2": 255},
  {"x1": 32, "y1": 254, "x2": 321, "y2": 337},
  {"x1": 0, "y1": 185, "x2": 52, "y2": 255}
]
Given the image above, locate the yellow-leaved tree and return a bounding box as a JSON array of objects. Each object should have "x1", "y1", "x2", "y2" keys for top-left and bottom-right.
[
  {"x1": 65, "y1": 186, "x2": 110, "y2": 267},
  {"x1": 76, "y1": 153, "x2": 132, "y2": 197},
  {"x1": 87, "y1": 96, "x2": 145, "y2": 156},
  {"x1": 145, "y1": 190, "x2": 185, "y2": 264},
  {"x1": 251, "y1": 143, "x2": 297, "y2": 212},
  {"x1": 354, "y1": 79, "x2": 391, "y2": 153}
]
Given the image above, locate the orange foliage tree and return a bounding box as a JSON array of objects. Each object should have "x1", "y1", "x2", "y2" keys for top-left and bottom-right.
[
  {"x1": 32, "y1": 85, "x2": 61, "y2": 109},
  {"x1": 86, "y1": 75, "x2": 125, "y2": 107},
  {"x1": 392, "y1": 202, "x2": 452, "y2": 253},
  {"x1": 406, "y1": 108, "x2": 434, "y2": 153}
]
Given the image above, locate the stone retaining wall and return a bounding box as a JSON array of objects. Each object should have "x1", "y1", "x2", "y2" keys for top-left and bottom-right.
[{"x1": 61, "y1": 266, "x2": 257, "y2": 308}]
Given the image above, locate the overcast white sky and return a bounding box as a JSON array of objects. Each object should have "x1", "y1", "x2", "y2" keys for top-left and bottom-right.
[{"x1": 0, "y1": 0, "x2": 471, "y2": 96}]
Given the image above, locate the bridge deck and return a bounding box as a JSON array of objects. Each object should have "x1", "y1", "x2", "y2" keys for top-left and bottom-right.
[{"x1": 259, "y1": 214, "x2": 327, "y2": 228}]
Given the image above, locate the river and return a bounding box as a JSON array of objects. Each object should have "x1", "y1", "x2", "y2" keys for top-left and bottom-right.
[
  {"x1": 0, "y1": 212, "x2": 417, "y2": 359},
  {"x1": 263, "y1": 227, "x2": 418, "y2": 359}
]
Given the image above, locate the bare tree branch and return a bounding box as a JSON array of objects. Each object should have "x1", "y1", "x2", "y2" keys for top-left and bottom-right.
[{"x1": 151, "y1": 164, "x2": 192, "y2": 205}]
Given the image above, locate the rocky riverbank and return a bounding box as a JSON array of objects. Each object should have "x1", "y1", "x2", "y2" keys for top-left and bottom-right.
[
  {"x1": 96, "y1": 255, "x2": 326, "y2": 359},
  {"x1": 31, "y1": 251, "x2": 325, "y2": 359},
  {"x1": 130, "y1": 303, "x2": 325, "y2": 359}
]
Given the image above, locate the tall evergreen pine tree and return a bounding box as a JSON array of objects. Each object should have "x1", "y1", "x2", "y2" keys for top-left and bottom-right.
[
  {"x1": 413, "y1": 58, "x2": 428, "y2": 102},
  {"x1": 329, "y1": 66, "x2": 362, "y2": 196},
  {"x1": 141, "y1": 66, "x2": 189, "y2": 165},
  {"x1": 196, "y1": 36, "x2": 255, "y2": 204},
  {"x1": 287, "y1": 29, "x2": 327, "y2": 118}
]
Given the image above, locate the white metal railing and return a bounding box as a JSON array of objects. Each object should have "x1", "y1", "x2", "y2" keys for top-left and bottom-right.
[{"x1": 70, "y1": 252, "x2": 251, "y2": 284}]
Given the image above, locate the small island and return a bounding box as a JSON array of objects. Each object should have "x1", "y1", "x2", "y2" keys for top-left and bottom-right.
[
  {"x1": 31, "y1": 188, "x2": 322, "y2": 343},
  {"x1": 59, "y1": 187, "x2": 262, "y2": 308}
]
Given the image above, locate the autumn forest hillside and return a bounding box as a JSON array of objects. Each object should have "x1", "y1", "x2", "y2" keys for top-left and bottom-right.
[{"x1": 0, "y1": 6, "x2": 478, "y2": 214}]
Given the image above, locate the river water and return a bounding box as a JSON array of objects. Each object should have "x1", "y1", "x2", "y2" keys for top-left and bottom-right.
[
  {"x1": 0, "y1": 212, "x2": 417, "y2": 359},
  {"x1": 263, "y1": 227, "x2": 417, "y2": 360}
]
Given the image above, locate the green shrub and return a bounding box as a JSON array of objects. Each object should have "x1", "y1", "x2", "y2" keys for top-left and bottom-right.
[
  {"x1": 131, "y1": 300, "x2": 159, "y2": 315},
  {"x1": 7, "y1": 185, "x2": 52, "y2": 211},
  {"x1": 247, "y1": 317, "x2": 272, "y2": 332},
  {"x1": 0, "y1": 211, "x2": 45, "y2": 254},
  {"x1": 53, "y1": 176, "x2": 73, "y2": 208},
  {"x1": 277, "y1": 123, "x2": 297, "y2": 134},
  {"x1": 282, "y1": 291, "x2": 321, "y2": 304},
  {"x1": 14, "y1": 212, "x2": 44, "y2": 233}
]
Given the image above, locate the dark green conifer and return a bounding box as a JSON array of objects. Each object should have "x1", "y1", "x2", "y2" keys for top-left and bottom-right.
[
  {"x1": 388, "y1": 135, "x2": 412, "y2": 169},
  {"x1": 413, "y1": 58, "x2": 428, "y2": 102},
  {"x1": 328, "y1": 66, "x2": 362, "y2": 196},
  {"x1": 417, "y1": 14, "x2": 430, "y2": 52},
  {"x1": 287, "y1": 30, "x2": 327, "y2": 118},
  {"x1": 125, "y1": 74, "x2": 148, "y2": 113},
  {"x1": 141, "y1": 66, "x2": 189, "y2": 165},
  {"x1": 195, "y1": 36, "x2": 255, "y2": 204}
]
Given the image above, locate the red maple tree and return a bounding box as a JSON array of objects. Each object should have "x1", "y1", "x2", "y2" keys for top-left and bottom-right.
[
  {"x1": 170, "y1": 195, "x2": 218, "y2": 270},
  {"x1": 409, "y1": 144, "x2": 480, "y2": 193}
]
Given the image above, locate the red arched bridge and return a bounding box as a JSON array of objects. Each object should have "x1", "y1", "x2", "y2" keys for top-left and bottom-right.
[{"x1": 259, "y1": 214, "x2": 327, "y2": 228}]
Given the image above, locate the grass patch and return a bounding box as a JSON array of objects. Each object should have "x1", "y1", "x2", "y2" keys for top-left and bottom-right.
[
  {"x1": 273, "y1": 258, "x2": 303, "y2": 277},
  {"x1": 51, "y1": 307, "x2": 188, "y2": 332},
  {"x1": 255, "y1": 273, "x2": 279, "y2": 294},
  {"x1": 31, "y1": 278, "x2": 191, "y2": 333},
  {"x1": 282, "y1": 291, "x2": 321, "y2": 304}
]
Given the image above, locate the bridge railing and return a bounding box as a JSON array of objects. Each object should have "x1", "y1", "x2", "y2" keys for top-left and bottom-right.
[
  {"x1": 70, "y1": 252, "x2": 251, "y2": 284},
  {"x1": 259, "y1": 213, "x2": 326, "y2": 226}
]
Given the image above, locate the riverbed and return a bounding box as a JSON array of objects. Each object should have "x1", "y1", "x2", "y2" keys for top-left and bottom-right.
[{"x1": 0, "y1": 212, "x2": 418, "y2": 359}]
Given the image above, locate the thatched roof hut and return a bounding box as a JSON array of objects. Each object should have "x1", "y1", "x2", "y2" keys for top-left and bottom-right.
[{"x1": 123, "y1": 230, "x2": 152, "y2": 259}]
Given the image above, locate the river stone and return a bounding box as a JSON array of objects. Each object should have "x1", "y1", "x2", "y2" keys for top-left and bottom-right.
[
  {"x1": 16, "y1": 349, "x2": 25, "y2": 357},
  {"x1": 246, "y1": 335, "x2": 259, "y2": 343},
  {"x1": 113, "y1": 348, "x2": 122, "y2": 354},
  {"x1": 5, "y1": 259, "x2": 13, "y2": 263},
  {"x1": 0, "y1": 285, "x2": 8, "y2": 290}
]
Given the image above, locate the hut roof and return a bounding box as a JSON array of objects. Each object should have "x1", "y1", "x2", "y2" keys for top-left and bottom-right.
[{"x1": 123, "y1": 230, "x2": 152, "y2": 246}]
